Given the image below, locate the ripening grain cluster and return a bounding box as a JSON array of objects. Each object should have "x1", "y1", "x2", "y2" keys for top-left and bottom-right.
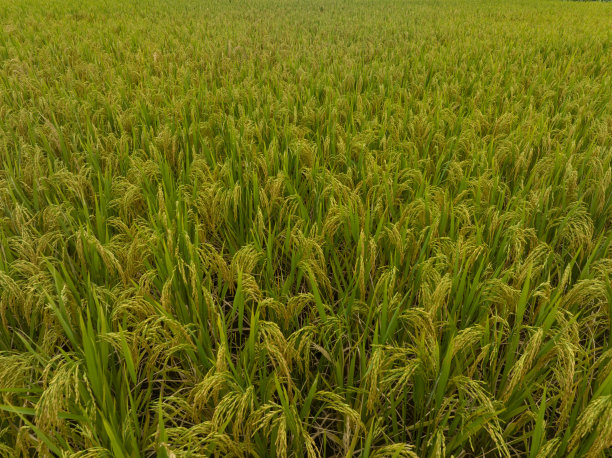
[{"x1": 0, "y1": 0, "x2": 611, "y2": 456}]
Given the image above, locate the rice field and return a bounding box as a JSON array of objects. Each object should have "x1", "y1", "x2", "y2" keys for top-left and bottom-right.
[{"x1": 0, "y1": 0, "x2": 611, "y2": 456}]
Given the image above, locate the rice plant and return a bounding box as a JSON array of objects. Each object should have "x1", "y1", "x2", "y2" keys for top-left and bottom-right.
[{"x1": 0, "y1": 0, "x2": 611, "y2": 456}]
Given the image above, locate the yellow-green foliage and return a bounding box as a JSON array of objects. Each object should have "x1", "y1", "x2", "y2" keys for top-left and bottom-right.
[{"x1": 0, "y1": 0, "x2": 611, "y2": 456}]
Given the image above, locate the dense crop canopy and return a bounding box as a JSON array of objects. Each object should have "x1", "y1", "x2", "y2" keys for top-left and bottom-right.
[{"x1": 0, "y1": 0, "x2": 611, "y2": 456}]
